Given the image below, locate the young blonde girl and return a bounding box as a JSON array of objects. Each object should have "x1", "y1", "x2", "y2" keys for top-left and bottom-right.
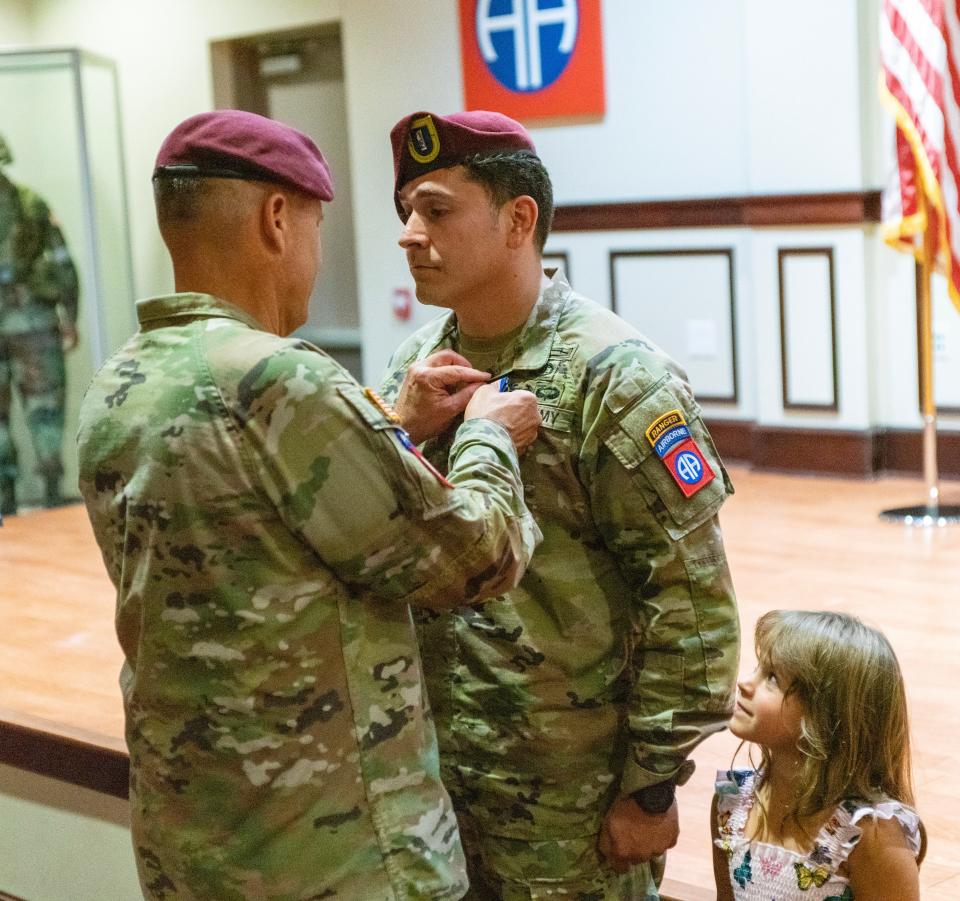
[{"x1": 712, "y1": 610, "x2": 923, "y2": 900}]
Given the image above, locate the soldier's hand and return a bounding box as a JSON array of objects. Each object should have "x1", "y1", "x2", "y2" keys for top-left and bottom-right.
[
  {"x1": 598, "y1": 796, "x2": 679, "y2": 873},
  {"x1": 465, "y1": 382, "x2": 540, "y2": 454},
  {"x1": 395, "y1": 350, "x2": 490, "y2": 445},
  {"x1": 61, "y1": 323, "x2": 79, "y2": 352}
]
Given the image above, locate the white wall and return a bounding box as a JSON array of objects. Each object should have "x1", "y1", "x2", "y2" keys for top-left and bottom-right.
[
  {"x1": 19, "y1": 0, "x2": 957, "y2": 434},
  {"x1": 340, "y1": 0, "x2": 467, "y2": 378},
  {"x1": 29, "y1": 0, "x2": 341, "y2": 304},
  {"x1": 0, "y1": 765, "x2": 139, "y2": 901},
  {"x1": 0, "y1": 0, "x2": 33, "y2": 46}
]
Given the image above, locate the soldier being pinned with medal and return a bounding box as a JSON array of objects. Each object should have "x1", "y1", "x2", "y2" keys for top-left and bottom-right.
[
  {"x1": 381, "y1": 110, "x2": 740, "y2": 899},
  {"x1": 0, "y1": 133, "x2": 79, "y2": 516}
]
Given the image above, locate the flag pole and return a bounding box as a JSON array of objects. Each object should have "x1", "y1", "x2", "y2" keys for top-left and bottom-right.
[
  {"x1": 918, "y1": 220, "x2": 940, "y2": 517},
  {"x1": 881, "y1": 204, "x2": 960, "y2": 526}
]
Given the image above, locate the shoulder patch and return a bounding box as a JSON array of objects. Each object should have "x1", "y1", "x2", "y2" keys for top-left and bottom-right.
[
  {"x1": 347, "y1": 386, "x2": 453, "y2": 489},
  {"x1": 391, "y1": 428, "x2": 454, "y2": 489},
  {"x1": 645, "y1": 409, "x2": 715, "y2": 498}
]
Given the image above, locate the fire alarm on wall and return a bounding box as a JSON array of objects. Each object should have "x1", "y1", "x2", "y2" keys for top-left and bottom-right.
[{"x1": 392, "y1": 287, "x2": 413, "y2": 321}]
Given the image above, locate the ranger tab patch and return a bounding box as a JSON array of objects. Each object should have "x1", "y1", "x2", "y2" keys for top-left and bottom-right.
[{"x1": 645, "y1": 409, "x2": 715, "y2": 498}]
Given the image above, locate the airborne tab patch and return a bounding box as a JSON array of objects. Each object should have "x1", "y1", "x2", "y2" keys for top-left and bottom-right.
[{"x1": 645, "y1": 409, "x2": 714, "y2": 498}]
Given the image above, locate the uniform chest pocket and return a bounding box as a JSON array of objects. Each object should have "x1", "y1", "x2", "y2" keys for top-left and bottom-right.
[{"x1": 603, "y1": 378, "x2": 730, "y2": 540}]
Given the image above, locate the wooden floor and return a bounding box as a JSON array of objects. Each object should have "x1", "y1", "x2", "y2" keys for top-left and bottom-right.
[{"x1": 1, "y1": 467, "x2": 959, "y2": 899}]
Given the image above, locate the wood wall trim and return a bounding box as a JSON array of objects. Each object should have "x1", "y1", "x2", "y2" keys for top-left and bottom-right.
[
  {"x1": 706, "y1": 420, "x2": 960, "y2": 478},
  {"x1": 552, "y1": 190, "x2": 881, "y2": 231},
  {"x1": 875, "y1": 427, "x2": 960, "y2": 476},
  {"x1": 0, "y1": 720, "x2": 129, "y2": 799}
]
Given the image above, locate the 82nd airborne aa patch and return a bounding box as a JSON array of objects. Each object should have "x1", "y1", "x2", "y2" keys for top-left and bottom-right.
[{"x1": 645, "y1": 409, "x2": 715, "y2": 498}]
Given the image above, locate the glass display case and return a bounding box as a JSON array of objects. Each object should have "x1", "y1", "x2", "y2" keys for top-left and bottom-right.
[{"x1": 0, "y1": 48, "x2": 134, "y2": 508}]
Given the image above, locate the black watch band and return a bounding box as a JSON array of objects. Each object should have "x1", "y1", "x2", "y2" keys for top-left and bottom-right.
[{"x1": 631, "y1": 780, "x2": 676, "y2": 814}]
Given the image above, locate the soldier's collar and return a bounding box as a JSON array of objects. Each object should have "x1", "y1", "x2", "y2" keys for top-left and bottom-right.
[
  {"x1": 136, "y1": 293, "x2": 266, "y2": 331},
  {"x1": 413, "y1": 270, "x2": 572, "y2": 375}
]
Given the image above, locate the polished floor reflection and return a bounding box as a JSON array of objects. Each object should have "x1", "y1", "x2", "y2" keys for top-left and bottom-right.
[{"x1": 1, "y1": 467, "x2": 958, "y2": 900}]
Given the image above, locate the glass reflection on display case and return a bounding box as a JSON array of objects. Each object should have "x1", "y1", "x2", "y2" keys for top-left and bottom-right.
[{"x1": 0, "y1": 48, "x2": 133, "y2": 513}]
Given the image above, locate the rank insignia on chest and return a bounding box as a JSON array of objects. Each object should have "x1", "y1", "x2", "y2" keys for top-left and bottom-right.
[{"x1": 645, "y1": 409, "x2": 715, "y2": 498}]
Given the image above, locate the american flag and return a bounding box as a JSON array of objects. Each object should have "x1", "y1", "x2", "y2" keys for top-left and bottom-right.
[{"x1": 881, "y1": 0, "x2": 960, "y2": 312}]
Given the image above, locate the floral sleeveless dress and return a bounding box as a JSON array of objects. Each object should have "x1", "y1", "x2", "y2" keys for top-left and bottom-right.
[{"x1": 714, "y1": 769, "x2": 921, "y2": 900}]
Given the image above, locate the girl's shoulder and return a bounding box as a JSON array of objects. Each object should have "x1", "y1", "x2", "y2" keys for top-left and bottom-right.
[
  {"x1": 715, "y1": 769, "x2": 757, "y2": 803},
  {"x1": 714, "y1": 769, "x2": 757, "y2": 847},
  {"x1": 828, "y1": 796, "x2": 923, "y2": 860}
]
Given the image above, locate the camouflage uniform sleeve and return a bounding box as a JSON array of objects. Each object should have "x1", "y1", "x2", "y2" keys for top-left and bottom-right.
[
  {"x1": 23, "y1": 192, "x2": 79, "y2": 323},
  {"x1": 227, "y1": 343, "x2": 541, "y2": 610},
  {"x1": 581, "y1": 361, "x2": 740, "y2": 794},
  {"x1": 379, "y1": 342, "x2": 415, "y2": 404}
]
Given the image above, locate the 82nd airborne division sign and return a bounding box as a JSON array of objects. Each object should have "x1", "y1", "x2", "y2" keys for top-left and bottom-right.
[{"x1": 458, "y1": 0, "x2": 605, "y2": 121}]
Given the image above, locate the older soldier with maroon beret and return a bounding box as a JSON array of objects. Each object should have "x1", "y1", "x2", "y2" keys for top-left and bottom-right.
[
  {"x1": 77, "y1": 109, "x2": 543, "y2": 900},
  {"x1": 380, "y1": 110, "x2": 740, "y2": 899}
]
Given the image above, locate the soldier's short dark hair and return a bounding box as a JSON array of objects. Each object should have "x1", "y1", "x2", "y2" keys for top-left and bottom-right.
[
  {"x1": 153, "y1": 176, "x2": 216, "y2": 227},
  {"x1": 460, "y1": 151, "x2": 554, "y2": 254}
]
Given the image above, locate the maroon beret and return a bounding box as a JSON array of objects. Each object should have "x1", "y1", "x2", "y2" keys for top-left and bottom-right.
[
  {"x1": 390, "y1": 110, "x2": 536, "y2": 217},
  {"x1": 154, "y1": 110, "x2": 334, "y2": 202}
]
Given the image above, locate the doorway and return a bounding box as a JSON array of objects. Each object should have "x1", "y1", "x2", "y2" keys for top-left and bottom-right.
[{"x1": 211, "y1": 25, "x2": 361, "y2": 377}]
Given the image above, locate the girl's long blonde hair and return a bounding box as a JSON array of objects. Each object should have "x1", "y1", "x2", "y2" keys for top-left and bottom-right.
[{"x1": 751, "y1": 610, "x2": 914, "y2": 832}]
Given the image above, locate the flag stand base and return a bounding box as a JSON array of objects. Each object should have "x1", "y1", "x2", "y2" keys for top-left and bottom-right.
[{"x1": 880, "y1": 504, "x2": 960, "y2": 526}]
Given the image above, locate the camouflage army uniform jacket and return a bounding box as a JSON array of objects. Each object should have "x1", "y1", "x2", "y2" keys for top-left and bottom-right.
[
  {"x1": 77, "y1": 293, "x2": 541, "y2": 900},
  {"x1": 381, "y1": 272, "x2": 740, "y2": 841},
  {"x1": 0, "y1": 174, "x2": 78, "y2": 335}
]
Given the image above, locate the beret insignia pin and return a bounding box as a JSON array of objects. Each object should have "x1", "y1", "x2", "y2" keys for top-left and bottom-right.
[{"x1": 407, "y1": 114, "x2": 441, "y2": 164}]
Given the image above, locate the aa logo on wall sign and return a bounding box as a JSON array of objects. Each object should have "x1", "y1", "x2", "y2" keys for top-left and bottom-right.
[{"x1": 458, "y1": 0, "x2": 605, "y2": 121}]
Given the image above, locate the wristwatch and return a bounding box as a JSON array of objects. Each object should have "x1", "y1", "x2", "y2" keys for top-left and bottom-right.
[{"x1": 631, "y1": 780, "x2": 676, "y2": 814}]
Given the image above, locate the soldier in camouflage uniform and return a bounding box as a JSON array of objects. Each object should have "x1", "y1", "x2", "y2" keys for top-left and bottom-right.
[
  {"x1": 0, "y1": 133, "x2": 79, "y2": 515},
  {"x1": 77, "y1": 111, "x2": 543, "y2": 900},
  {"x1": 381, "y1": 111, "x2": 741, "y2": 899}
]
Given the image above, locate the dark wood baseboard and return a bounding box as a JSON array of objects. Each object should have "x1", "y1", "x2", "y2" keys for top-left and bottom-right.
[
  {"x1": 0, "y1": 720, "x2": 128, "y2": 799},
  {"x1": 553, "y1": 190, "x2": 881, "y2": 231},
  {"x1": 706, "y1": 420, "x2": 960, "y2": 478},
  {"x1": 875, "y1": 428, "x2": 960, "y2": 476}
]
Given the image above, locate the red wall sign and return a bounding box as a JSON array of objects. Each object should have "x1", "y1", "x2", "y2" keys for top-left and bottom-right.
[{"x1": 459, "y1": 0, "x2": 605, "y2": 121}]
